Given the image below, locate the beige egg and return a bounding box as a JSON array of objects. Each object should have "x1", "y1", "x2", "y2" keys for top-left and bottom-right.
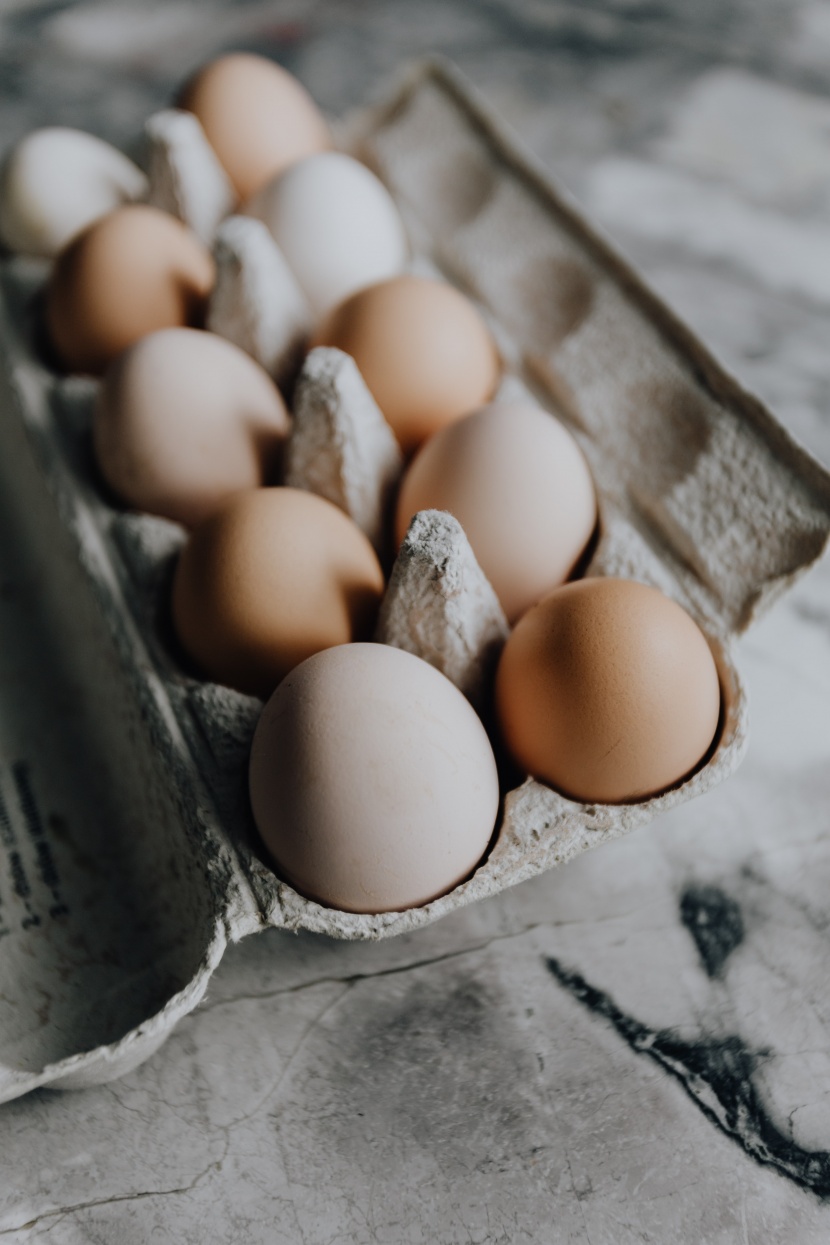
[
  {"x1": 0, "y1": 127, "x2": 147, "y2": 259},
  {"x1": 244, "y1": 152, "x2": 408, "y2": 318},
  {"x1": 312, "y1": 274, "x2": 501, "y2": 454},
  {"x1": 93, "y1": 328, "x2": 291, "y2": 528},
  {"x1": 179, "y1": 53, "x2": 331, "y2": 201},
  {"x1": 396, "y1": 399, "x2": 597, "y2": 623},
  {"x1": 44, "y1": 205, "x2": 215, "y2": 375},
  {"x1": 172, "y1": 488, "x2": 385, "y2": 699},
  {"x1": 495, "y1": 578, "x2": 722, "y2": 804},
  {"x1": 249, "y1": 643, "x2": 500, "y2": 913}
]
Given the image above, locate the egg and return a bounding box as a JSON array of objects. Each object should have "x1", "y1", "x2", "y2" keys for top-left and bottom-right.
[
  {"x1": 245, "y1": 152, "x2": 408, "y2": 318},
  {"x1": 178, "y1": 53, "x2": 331, "y2": 201},
  {"x1": 172, "y1": 488, "x2": 385, "y2": 699},
  {"x1": 44, "y1": 205, "x2": 215, "y2": 375},
  {"x1": 313, "y1": 274, "x2": 500, "y2": 454},
  {"x1": 495, "y1": 577, "x2": 722, "y2": 803},
  {"x1": 396, "y1": 399, "x2": 597, "y2": 623},
  {"x1": 0, "y1": 128, "x2": 147, "y2": 259},
  {"x1": 93, "y1": 328, "x2": 291, "y2": 528},
  {"x1": 249, "y1": 643, "x2": 500, "y2": 913}
]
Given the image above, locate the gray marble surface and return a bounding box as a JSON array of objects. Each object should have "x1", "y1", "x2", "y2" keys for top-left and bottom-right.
[{"x1": 2, "y1": 1, "x2": 830, "y2": 1241}]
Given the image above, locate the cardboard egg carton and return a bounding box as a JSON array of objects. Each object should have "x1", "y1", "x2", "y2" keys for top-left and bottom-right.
[{"x1": 1, "y1": 59, "x2": 829, "y2": 1101}]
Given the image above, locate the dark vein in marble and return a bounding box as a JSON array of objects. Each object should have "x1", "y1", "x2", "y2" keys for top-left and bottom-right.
[
  {"x1": 679, "y1": 883, "x2": 745, "y2": 978},
  {"x1": 545, "y1": 956, "x2": 830, "y2": 1200}
]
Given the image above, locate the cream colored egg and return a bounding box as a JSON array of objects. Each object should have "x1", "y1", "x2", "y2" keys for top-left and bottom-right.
[
  {"x1": 171, "y1": 488, "x2": 385, "y2": 699},
  {"x1": 245, "y1": 152, "x2": 408, "y2": 318},
  {"x1": 249, "y1": 643, "x2": 500, "y2": 913},
  {"x1": 93, "y1": 328, "x2": 291, "y2": 527},
  {"x1": 396, "y1": 399, "x2": 597, "y2": 623},
  {"x1": 0, "y1": 127, "x2": 147, "y2": 259}
]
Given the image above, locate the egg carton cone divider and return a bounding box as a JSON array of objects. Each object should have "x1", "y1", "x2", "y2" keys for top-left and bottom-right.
[{"x1": 1, "y1": 59, "x2": 829, "y2": 1102}]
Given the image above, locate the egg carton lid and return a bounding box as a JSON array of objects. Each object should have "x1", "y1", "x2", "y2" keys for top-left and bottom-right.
[{"x1": 1, "y1": 57, "x2": 829, "y2": 1102}]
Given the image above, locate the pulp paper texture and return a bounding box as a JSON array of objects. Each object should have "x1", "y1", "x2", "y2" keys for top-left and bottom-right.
[
  {"x1": 286, "y1": 345, "x2": 403, "y2": 555},
  {"x1": 206, "y1": 213, "x2": 312, "y2": 386},
  {"x1": 144, "y1": 108, "x2": 235, "y2": 246},
  {"x1": 0, "y1": 61, "x2": 829, "y2": 1101}
]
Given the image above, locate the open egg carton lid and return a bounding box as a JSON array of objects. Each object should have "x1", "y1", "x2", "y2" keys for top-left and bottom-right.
[{"x1": 1, "y1": 58, "x2": 830, "y2": 1102}]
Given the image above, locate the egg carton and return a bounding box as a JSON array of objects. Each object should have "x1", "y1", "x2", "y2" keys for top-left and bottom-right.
[{"x1": 1, "y1": 58, "x2": 830, "y2": 1103}]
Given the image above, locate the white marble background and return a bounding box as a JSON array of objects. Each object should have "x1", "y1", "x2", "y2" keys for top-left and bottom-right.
[{"x1": 1, "y1": 1, "x2": 830, "y2": 1241}]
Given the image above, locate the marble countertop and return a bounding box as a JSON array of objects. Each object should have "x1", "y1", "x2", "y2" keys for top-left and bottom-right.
[{"x1": 2, "y1": 1, "x2": 830, "y2": 1241}]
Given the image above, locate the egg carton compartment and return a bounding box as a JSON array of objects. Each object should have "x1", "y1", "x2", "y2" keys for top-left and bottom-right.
[{"x1": 1, "y1": 58, "x2": 830, "y2": 1102}]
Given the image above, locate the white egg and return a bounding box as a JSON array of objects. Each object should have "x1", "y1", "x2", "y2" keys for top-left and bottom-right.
[
  {"x1": 249, "y1": 642, "x2": 500, "y2": 913},
  {"x1": 243, "y1": 151, "x2": 408, "y2": 318},
  {"x1": 0, "y1": 128, "x2": 148, "y2": 258}
]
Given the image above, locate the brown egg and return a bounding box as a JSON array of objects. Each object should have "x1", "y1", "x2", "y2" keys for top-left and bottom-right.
[
  {"x1": 44, "y1": 205, "x2": 214, "y2": 375},
  {"x1": 171, "y1": 488, "x2": 385, "y2": 699},
  {"x1": 179, "y1": 53, "x2": 331, "y2": 201},
  {"x1": 495, "y1": 578, "x2": 721, "y2": 804},
  {"x1": 312, "y1": 274, "x2": 501, "y2": 454},
  {"x1": 93, "y1": 328, "x2": 291, "y2": 528}
]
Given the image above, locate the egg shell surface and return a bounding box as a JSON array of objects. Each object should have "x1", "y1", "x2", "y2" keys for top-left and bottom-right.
[
  {"x1": 93, "y1": 328, "x2": 291, "y2": 528},
  {"x1": 313, "y1": 274, "x2": 500, "y2": 454},
  {"x1": 245, "y1": 152, "x2": 408, "y2": 318},
  {"x1": 44, "y1": 205, "x2": 215, "y2": 375},
  {"x1": 0, "y1": 127, "x2": 147, "y2": 259},
  {"x1": 172, "y1": 488, "x2": 385, "y2": 699},
  {"x1": 495, "y1": 577, "x2": 722, "y2": 804},
  {"x1": 249, "y1": 642, "x2": 500, "y2": 914},
  {"x1": 179, "y1": 53, "x2": 331, "y2": 201},
  {"x1": 396, "y1": 399, "x2": 597, "y2": 623}
]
